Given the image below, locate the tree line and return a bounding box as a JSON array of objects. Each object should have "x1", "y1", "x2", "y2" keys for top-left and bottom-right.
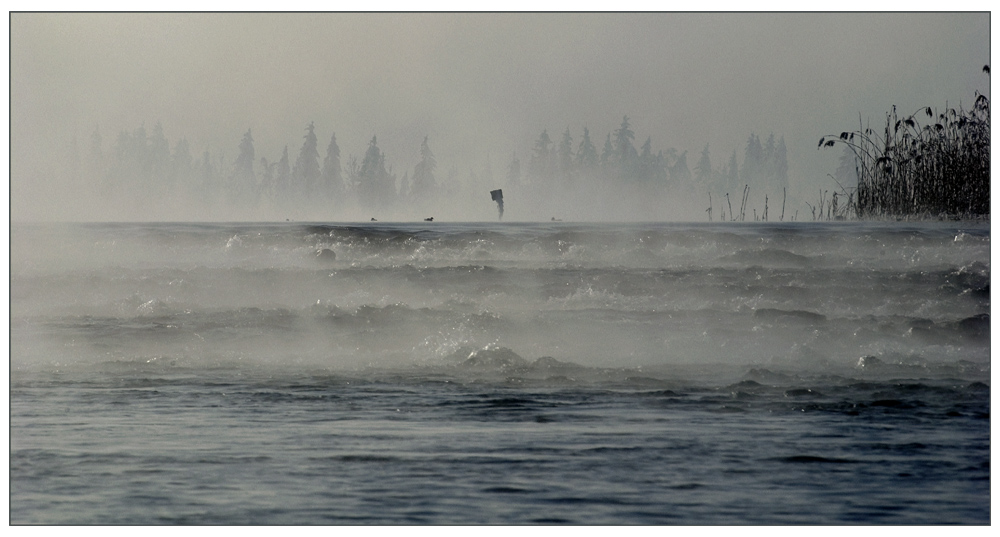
[
  {"x1": 507, "y1": 116, "x2": 790, "y2": 220},
  {"x1": 76, "y1": 115, "x2": 790, "y2": 220}
]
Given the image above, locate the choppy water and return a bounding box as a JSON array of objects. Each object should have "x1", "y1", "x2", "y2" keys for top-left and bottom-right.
[{"x1": 10, "y1": 221, "x2": 990, "y2": 524}]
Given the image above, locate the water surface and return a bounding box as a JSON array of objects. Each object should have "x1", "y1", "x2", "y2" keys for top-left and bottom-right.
[{"x1": 10, "y1": 221, "x2": 990, "y2": 524}]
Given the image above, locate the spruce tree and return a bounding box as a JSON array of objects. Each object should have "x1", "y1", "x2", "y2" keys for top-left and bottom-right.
[
  {"x1": 576, "y1": 127, "x2": 598, "y2": 171},
  {"x1": 410, "y1": 136, "x2": 437, "y2": 199},
  {"x1": 695, "y1": 143, "x2": 712, "y2": 186},
  {"x1": 694, "y1": 144, "x2": 719, "y2": 192},
  {"x1": 741, "y1": 133, "x2": 763, "y2": 189},
  {"x1": 358, "y1": 135, "x2": 394, "y2": 208},
  {"x1": 638, "y1": 137, "x2": 656, "y2": 184},
  {"x1": 529, "y1": 129, "x2": 553, "y2": 183},
  {"x1": 614, "y1": 116, "x2": 635, "y2": 163},
  {"x1": 600, "y1": 133, "x2": 614, "y2": 171},
  {"x1": 232, "y1": 128, "x2": 256, "y2": 206},
  {"x1": 321, "y1": 132, "x2": 343, "y2": 201},
  {"x1": 292, "y1": 121, "x2": 320, "y2": 199},
  {"x1": 293, "y1": 122, "x2": 321, "y2": 199},
  {"x1": 558, "y1": 128, "x2": 574, "y2": 182},
  {"x1": 258, "y1": 156, "x2": 274, "y2": 201},
  {"x1": 275, "y1": 146, "x2": 291, "y2": 204},
  {"x1": 613, "y1": 116, "x2": 638, "y2": 181},
  {"x1": 670, "y1": 150, "x2": 692, "y2": 185}
]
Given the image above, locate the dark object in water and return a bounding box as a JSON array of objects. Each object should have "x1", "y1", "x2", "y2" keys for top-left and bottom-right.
[
  {"x1": 314, "y1": 248, "x2": 337, "y2": 262},
  {"x1": 490, "y1": 189, "x2": 504, "y2": 220},
  {"x1": 425, "y1": 217, "x2": 434, "y2": 222},
  {"x1": 370, "y1": 217, "x2": 377, "y2": 221}
]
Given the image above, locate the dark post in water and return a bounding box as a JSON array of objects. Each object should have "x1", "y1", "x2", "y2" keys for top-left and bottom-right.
[{"x1": 490, "y1": 189, "x2": 504, "y2": 220}]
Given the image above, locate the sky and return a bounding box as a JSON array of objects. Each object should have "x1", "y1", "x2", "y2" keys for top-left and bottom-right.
[{"x1": 8, "y1": 11, "x2": 992, "y2": 221}]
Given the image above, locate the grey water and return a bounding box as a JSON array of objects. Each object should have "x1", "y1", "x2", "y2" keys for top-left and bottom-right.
[{"x1": 10, "y1": 221, "x2": 990, "y2": 524}]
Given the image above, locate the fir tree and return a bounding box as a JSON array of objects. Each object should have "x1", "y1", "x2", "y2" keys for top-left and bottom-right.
[
  {"x1": 258, "y1": 156, "x2": 274, "y2": 201},
  {"x1": 320, "y1": 132, "x2": 343, "y2": 202},
  {"x1": 275, "y1": 146, "x2": 291, "y2": 203},
  {"x1": 529, "y1": 129, "x2": 553, "y2": 183},
  {"x1": 741, "y1": 133, "x2": 763, "y2": 189},
  {"x1": 558, "y1": 128, "x2": 574, "y2": 182},
  {"x1": 357, "y1": 135, "x2": 395, "y2": 208},
  {"x1": 613, "y1": 116, "x2": 638, "y2": 181},
  {"x1": 600, "y1": 133, "x2": 614, "y2": 171},
  {"x1": 670, "y1": 150, "x2": 692, "y2": 185},
  {"x1": 293, "y1": 122, "x2": 321, "y2": 199},
  {"x1": 231, "y1": 128, "x2": 256, "y2": 206},
  {"x1": 576, "y1": 127, "x2": 598, "y2": 171},
  {"x1": 637, "y1": 137, "x2": 656, "y2": 183},
  {"x1": 410, "y1": 136, "x2": 437, "y2": 199},
  {"x1": 344, "y1": 155, "x2": 360, "y2": 195},
  {"x1": 695, "y1": 143, "x2": 713, "y2": 186},
  {"x1": 614, "y1": 115, "x2": 635, "y2": 163}
]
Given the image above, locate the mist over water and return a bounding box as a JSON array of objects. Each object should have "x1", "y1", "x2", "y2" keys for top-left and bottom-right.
[
  {"x1": 9, "y1": 12, "x2": 993, "y2": 524},
  {"x1": 12, "y1": 221, "x2": 989, "y2": 372},
  {"x1": 9, "y1": 221, "x2": 990, "y2": 523},
  {"x1": 11, "y1": 13, "x2": 990, "y2": 224}
]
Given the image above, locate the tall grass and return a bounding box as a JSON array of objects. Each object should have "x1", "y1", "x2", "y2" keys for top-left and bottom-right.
[{"x1": 820, "y1": 67, "x2": 990, "y2": 219}]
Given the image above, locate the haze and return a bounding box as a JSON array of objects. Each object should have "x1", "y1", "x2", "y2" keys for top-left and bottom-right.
[{"x1": 9, "y1": 12, "x2": 991, "y2": 222}]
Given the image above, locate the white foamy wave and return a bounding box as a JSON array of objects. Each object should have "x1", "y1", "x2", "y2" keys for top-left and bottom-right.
[{"x1": 10, "y1": 221, "x2": 990, "y2": 373}]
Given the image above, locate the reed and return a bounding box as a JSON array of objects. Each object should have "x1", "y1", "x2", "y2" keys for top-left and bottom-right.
[
  {"x1": 820, "y1": 67, "x2": 990, "y2": 219},
  {"x1": 780, "y1": 188, "x2": 786, "y2": 221}
]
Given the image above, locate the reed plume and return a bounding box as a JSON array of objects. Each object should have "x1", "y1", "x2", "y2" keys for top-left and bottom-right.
[{"x1": 820, "y1": 69, "x2": 989, "y2": 219}]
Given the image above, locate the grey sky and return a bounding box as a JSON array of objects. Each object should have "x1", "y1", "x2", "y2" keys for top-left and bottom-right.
[{"x1": 10, "y1": 12, "x2": 991, "y2": 220}]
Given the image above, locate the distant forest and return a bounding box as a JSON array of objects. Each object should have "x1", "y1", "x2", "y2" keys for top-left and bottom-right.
[{"x1": 72, "y1": 116, "x2": 794, "y2": 221}]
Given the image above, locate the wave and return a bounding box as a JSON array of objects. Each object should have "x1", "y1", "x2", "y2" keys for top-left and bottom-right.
[
  {"x1": 11, "y1": 221, "x2": 989, "y2": 376},
  {"x1": 721, "y1": 248, "x2": 812, "y2": 267}
]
